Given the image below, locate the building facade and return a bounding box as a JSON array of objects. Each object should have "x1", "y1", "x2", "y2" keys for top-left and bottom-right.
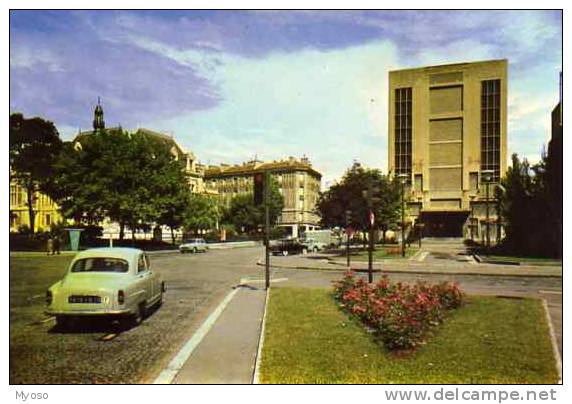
[
  {"x1": 204, "y1": 157, "x2": 322, "y2": 238},
  {"x1": 9, "y1": 182, "x2": 63, "y2": 233},
  {"x1": 388, "y1": 59, "x2": 508, "y2": 239}
]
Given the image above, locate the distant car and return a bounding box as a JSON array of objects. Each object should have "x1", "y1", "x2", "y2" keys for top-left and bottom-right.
[
  {"x1": 268, "y1": 238, "x2": 306, "y2": 256},
  {"x1": 301, "y1": 238, "x2": 327, "y2": 253},
  {"x1": 46, "y1": 248, "x2": 164, "y2": 329},
  {"x1": 179, "y1": 238, "x2": 208, "y2": 254}
]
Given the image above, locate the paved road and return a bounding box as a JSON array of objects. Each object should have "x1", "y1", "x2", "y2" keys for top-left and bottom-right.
[{"x1": 9, "y1": 247, "x2": 265, "y2": 384}]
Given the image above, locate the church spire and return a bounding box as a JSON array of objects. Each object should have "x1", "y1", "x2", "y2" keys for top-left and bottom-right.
[{"x1": 93, "y1": 97, "x2": 105, "y2": 132}]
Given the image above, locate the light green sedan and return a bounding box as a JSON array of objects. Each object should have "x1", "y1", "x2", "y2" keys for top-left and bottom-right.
[{"x1": 46, "y1": 247, "x2": 165, "y2": 329}]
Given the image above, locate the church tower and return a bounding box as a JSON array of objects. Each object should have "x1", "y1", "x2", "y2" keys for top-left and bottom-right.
[{"x1": 93, "y1": 97, "x2": 105, "y2": 132}]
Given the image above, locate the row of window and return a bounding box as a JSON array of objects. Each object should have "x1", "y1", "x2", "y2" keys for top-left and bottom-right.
[{"x1": 394, "y1": 79, "x2": 502, "y2": 183}]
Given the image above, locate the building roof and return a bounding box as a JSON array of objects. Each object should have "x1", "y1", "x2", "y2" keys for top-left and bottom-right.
[
  {"x1": 389, "y1": 58, "x2": 508, "y2": 74},
  {"x1": 204, "y1": 157, "x2": 322, "y2": 179},
  {"x1": 73, "y1": 127, "x2": 194, "y2": 159}
]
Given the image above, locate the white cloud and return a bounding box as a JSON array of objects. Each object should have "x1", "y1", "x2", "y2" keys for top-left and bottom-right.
[{"x1": 144, "y1": 40, "x2": 399, "y2": 186}]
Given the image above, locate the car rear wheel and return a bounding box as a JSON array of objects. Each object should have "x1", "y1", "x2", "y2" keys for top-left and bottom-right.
[
  {"x1": 56, "y1": 316, "x2": 73, "y2": 330},
  {"x1": 131, "y1": 303, "x2": 146, "y2": 327}
]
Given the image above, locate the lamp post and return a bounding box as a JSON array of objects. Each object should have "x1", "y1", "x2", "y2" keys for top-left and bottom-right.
[
  {"x1": 417, "y1": 196, "x2": 423, "y2": 248},
  {"x1": 345, "y1": 210, "x2": 352, "y2": 268},
  {"x1": 397, "y1": 173, "x2": 408, "y2": 257},
  {"x1": 480, "y1": 170, "x2": 494, "y2": 251},
  {"x1": 469, "y1": 195, "x2": 476, "y2": 242}
]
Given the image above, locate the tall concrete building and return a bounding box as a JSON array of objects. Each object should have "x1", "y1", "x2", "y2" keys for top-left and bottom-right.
[
  {"x1": 388, "y1": 59, "x2": 508, "y2": 238},
  {"x1": 204, "y1": 156, "x2": 322, "y2": 238}
]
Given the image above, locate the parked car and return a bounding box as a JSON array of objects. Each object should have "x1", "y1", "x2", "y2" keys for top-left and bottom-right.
[
  {"x1": 179, "y1": 238, "x2": 208, "y2": 254},
  {"x1": 46, "y1": 248, "x2": 165, "y2": 329},
  {"x1": 268, "y1": 238, "x2": 306, "y2": 256},
  {"x1": 300, "y1": 237, "x2": 327, "y2": 253}
]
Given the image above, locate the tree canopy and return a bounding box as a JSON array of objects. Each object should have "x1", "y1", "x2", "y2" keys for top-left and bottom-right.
[
  {"x1": 317, "y1": 162, "x2": 401, "y2": 239},
  {"x1": 223, "y1": 175, "x2": 284, "y2": 234},
  {"x1": 9, "y1": 113, "x2": 63, "y2": 234},
  {"x1": 53, "y1": 129, "x2": 191, "y2": 240}
]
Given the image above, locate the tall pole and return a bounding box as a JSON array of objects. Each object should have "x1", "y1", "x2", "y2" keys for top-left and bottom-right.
[
  {"x1": 264, "y1": 171, "x2": 270, "y2": 290},
  {"x1": 485, "y1": 181, "x2": 490, "y2": 251},
  {"x1": 367, "y1": 182, "x2": 373, "y2": 283},
  {"x1": 345, "y1": 210, "x2": 351, "y2": 268},
  {"x1": 401, "y1": 180, "x2": 405, "y2": 258},
  {"x1": 470, "y1": 197, "x2": 474, "y2": 242}
]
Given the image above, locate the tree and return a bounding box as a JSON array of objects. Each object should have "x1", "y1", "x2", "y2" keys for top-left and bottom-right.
[
  {"x1": 182, "y1": 194, "x2": 221, "y2": 237},
  {"x1": 9, "y1": 113, "x2": 63, "y2": 235},
  {"x1": 317, "y1": 162, "x2": 401, "y2": 243},
  {"x1": 498, "y1": 153, "x2": 560, "y2": 257},
  {"x1": 53, "y1": 129, "x2": 190, "y2": 240},
  {"x1": 223, "y1": 175, "x2": 284, "y2": 234}
]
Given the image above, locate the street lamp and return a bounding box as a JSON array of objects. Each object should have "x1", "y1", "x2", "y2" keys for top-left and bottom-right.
[
  {"x1": 417, "y1": 196, "x2": 423, "y2": 248},
  {"x1": 495, "y1": 184, "x2": 506, "y2": 246},
  {"x1": 469, "y1": 195, "x2": 476, "y2": 242},
  {"x1": 480, "y1": 170, "x2": 494, "y2": 251},
  {"x1": 397, "y1": 173, "x2": 408, "y2": 257}
]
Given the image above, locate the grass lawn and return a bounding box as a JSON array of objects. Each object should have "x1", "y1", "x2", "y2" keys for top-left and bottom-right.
[
  {"x1": 343, "y1": 246, "x2": 418, "y2": 261},
  {"x1": 259, "y1": 288, "x2": 558, "y2": 384}
]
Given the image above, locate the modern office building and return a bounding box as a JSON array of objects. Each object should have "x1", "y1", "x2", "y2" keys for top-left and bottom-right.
[
  {"x1": 388, "y1": 59, "x2": 508, "y2": 239},
  {"x1": 204, "y1": 157, "x2": 322, "y2": 237}
]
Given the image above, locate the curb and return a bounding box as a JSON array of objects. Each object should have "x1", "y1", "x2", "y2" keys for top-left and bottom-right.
[
  {"x1": 252, "y1": 287, "x2": 270, "y2": 384},
  {"x1": 473, "y1": 254, "x2": 520, "y2": 266},
  {"x1": 256, "y1": 261, "x2": 562, "y2": 278},
  {"x1": 542, "y1": 299, "x2": 562, "y2": 383}
]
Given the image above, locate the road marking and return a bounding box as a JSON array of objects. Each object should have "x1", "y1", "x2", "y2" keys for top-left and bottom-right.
[
  {"x1": 100, "y1": 333, "x2": 117, "y2": 341},
  {"x1": 542, "y1": 299, "x2": 562, "y2": 383},
  {"x1": 253, "y1": 287, "x2": 270, "y2": 384},
  {"x1": 416, "y1": 252, "x2": 429, "y2": 262},
  {"x1": 539, "y1": 290, "x2": 562, "y2": 295},
  {"x1": 153, "y1": 287, "x2": 240, "y2": 384},
  {"x1": 240, "y1": 277, "x2": 289, "y2": 284}
]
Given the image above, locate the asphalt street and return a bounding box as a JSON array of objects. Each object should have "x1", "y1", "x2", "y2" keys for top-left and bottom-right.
[{"x1": 9, "y1": 243, "x2": 562, "y2": 384}]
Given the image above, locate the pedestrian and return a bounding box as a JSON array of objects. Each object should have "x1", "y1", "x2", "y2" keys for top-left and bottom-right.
[
  {"x1": 53, "y1": 235, "x2": 61, "y2": 255},
  {"x1": 46, "y1": 236, "x2": 54, "y2": 256}
]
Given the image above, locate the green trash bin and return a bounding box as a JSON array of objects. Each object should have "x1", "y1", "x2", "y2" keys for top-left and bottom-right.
[{"x1": 65, "y1": 228, "x2": 84, "y2": 251}]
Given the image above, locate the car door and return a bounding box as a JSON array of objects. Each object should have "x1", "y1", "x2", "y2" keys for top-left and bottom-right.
[
  {"x1": 136, "y1": 253, "x2": 153, "y2": 306},
  {"x1": 144, "y1": 253, "x2": 161, "y2": 302}
]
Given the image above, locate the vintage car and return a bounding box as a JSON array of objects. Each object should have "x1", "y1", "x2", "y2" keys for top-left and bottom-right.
[
  {"x1": 268, "y1": 238, "x2": 306, "y2": 256},
  {"x1": 46, "y1": 247, "x2": 165, "y2": 329},
  {"x1": 179, "y1": 238, "x2": 209, "y2": 254}
]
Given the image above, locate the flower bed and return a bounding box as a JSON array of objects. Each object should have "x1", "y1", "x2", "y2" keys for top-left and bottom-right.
[{"x1": 333, "y1": 271, "x2": 464, "y2": 350}]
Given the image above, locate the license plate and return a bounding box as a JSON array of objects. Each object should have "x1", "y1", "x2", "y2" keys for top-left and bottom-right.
[{"x1": 68, "y1": 295, "x2": 101, "y2": 304}]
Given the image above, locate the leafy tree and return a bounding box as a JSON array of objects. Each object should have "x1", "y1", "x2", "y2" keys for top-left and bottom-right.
[
  {"x1": 53, "y1": 129, "x2": 190, "y2": 240},
  {"x1": 498, "y1": 153, "x2": 560, "y2": 258},
  {"x1": 9, "y1": 113, "x2": 63, "y2": 235},
  {"x1": 317, "y1": 162, "x2": 402, "y2": 243},
  {"x1": 182, "y1": 194, "x2": 221, "y2": 237},
  {"x1": 223, "y1": 175, "x2": 284, "y2": 234}
]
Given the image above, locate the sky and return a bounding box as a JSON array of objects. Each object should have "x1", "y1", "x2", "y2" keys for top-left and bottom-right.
[{"x1": 9, "y1": 10, "x2": 562, "y2": 187}]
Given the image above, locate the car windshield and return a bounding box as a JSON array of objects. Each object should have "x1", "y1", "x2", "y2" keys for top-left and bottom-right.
[{"x1": 71, "y1": 257, "x2": 129, "y2": 273}]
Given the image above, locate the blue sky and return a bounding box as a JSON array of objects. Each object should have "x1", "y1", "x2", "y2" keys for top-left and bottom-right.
[{"x1": 9, "y1": 10, "x2": 562, "y2": 186}]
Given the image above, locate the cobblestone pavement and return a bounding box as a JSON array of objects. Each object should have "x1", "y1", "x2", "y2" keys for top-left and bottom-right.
[{"x1": 9, "y1": 247, "x2": 265, "y2": 384}]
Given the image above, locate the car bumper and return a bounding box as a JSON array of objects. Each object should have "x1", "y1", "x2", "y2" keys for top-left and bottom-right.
[{"x1": 45, "y1": 308, "x2": 133, "y2": 317}]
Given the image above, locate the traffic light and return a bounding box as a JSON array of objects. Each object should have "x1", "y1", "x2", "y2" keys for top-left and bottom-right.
[{"x1": 254, "y1": 172, "x2": 264, "y2": 206}]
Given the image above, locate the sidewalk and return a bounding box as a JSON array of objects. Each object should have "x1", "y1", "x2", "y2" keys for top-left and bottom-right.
[
  {"x1": 259, "y1": 255, "x2": 562, "y2": 278},
  {"x1": 168, "y1": 284, "x2": 267, "y2": 384}
]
